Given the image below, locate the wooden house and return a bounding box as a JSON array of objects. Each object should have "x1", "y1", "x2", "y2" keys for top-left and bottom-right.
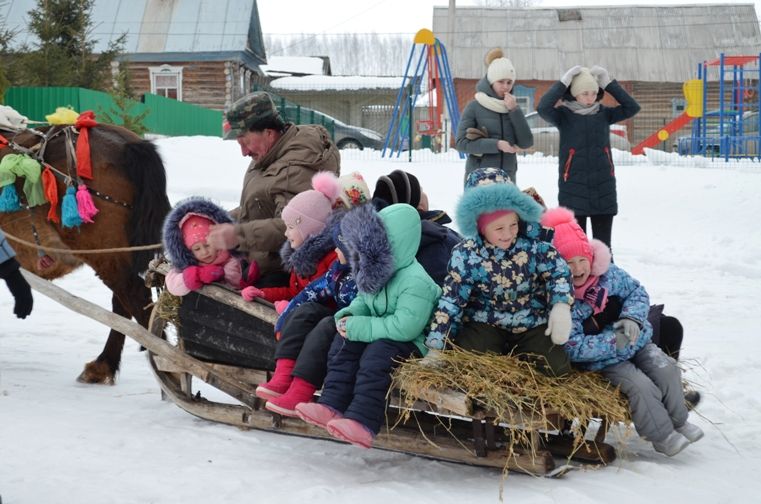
[{"x1": 3, "y1": 0, "x2": 267, "y2": 111}]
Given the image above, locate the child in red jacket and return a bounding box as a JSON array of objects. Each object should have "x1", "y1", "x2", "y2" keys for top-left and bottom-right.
[{"x1": 241, "y1": 172, "x2": 340, "y2": 304}]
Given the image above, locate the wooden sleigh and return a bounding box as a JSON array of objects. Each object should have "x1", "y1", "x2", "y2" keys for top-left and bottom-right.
[{"x1": 22, "y1": 259, "x2": 619, "y2": 478}]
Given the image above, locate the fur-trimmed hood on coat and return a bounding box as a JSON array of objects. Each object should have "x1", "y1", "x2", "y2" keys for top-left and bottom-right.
[
  {"x1": 456, "y1": 167, "x2": 543, "y2": 239},
  {"x1": 339, "y1": 203, "x2": 420, "y2": 294},
  {"x1": 279, "y1": 210, "x2": 344, "y2": 278},
  {"x1": 162, "y1": 197, "x2": 234, "y2": 270}
]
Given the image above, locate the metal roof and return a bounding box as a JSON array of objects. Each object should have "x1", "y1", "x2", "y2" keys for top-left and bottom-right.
[
  {"x1": 2, "y1": 0, "x2": 266, "y2": 67},
  {"x1": 433, "y1": 3, "x2": 761, "y2": 82}
]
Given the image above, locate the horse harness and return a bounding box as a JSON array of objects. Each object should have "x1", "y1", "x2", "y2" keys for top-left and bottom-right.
[{"x1": 1, "y1": 125, "x2": 134, "y2": 257}]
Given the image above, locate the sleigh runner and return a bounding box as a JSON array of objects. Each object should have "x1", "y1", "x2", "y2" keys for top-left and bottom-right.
[{"x1": 22, "y1": 259, "x2": 622, "y2": 477}]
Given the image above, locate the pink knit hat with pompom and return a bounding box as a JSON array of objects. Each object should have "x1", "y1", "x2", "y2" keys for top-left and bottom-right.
[
  {"x1": 281, "y1": 172, "x2": 341, "y2": 242},
  {"x1": 540, "y1": 207, "x2": 611, "y2": 276}
]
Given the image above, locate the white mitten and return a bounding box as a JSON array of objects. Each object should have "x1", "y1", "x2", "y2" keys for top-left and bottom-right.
[
  {"x1": 545, "y1": 303, "x2": 572, "y2": 345},
  {"x1": 560, "y1": 65, "x2": 583, "y2": 86},
  {"x1": 589, "y1": 65, "x2": 612, "y2": 89},
  {"x1": 420, "y1": 349, "x2": 445, "y2": 368},
  {"x1": 613, "y1": 318, "x2": 640, "y2": 344}
]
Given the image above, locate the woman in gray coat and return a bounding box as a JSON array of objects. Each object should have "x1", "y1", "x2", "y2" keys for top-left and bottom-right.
[{"x1": 455, "y1": 48, "x2": 533, "y2": 185}]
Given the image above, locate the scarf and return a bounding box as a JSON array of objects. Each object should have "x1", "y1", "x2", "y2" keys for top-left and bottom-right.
[
  {"x1": 574, "y1": 275, "x2": 608, "y2": 315},
  {"x1": 562, "y1": 100, "x2": 601, "y2": 116},
  {"x1": 475, "y1": 92, "x2": 510, "y2": 114}
]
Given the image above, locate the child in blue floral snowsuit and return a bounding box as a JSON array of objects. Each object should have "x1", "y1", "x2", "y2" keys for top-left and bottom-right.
[
  {"x1": 425, "y1": 168, "x2": 574, "y2": 377},
  {"x1": 256, "y1": 223, "x2": 358, "y2": 417},
  {"x1": 541, "y1": 206, "x2": 704, "y2": 456}
]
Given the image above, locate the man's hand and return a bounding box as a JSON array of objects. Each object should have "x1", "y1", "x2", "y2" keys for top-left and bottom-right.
[{"x1": 207, "y1": 223, "x2": 239, "y2": 250}]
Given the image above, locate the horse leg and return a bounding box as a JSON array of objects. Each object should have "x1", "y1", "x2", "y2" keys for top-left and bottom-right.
[
  {"x1": 76, "y1": 293, "x2": 128, "y2": 385},
  {"x1": 76, "y1": 274, "x2": 154, "y2": 384}
]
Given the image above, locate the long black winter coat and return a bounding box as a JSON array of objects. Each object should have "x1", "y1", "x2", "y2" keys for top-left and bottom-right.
[{"x1": 537, "y1": 80, "x2": 640, "y2": 216}]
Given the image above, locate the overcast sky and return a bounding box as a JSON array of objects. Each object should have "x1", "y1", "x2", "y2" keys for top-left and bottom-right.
[{"x1": 258, "y1": 0, "x2": 761, "y2": 35}]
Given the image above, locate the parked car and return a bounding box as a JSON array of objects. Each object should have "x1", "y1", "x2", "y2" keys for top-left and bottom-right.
[
  {"x1": 523, "y1": 111, "x2": 631, "y2": 155},
  {"x1": 674, "y1": 111, "x2": 759, "y2": 156},
  {"x1": 279, "y1": 105, "x2": 385, "y2": 150}
]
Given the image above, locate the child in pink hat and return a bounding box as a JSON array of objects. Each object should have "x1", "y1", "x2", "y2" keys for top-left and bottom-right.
[
  {"x1": 541, "y1": 206, "x2": 703, "y2": 457},
  {"x1": 241, "y1": 171, "x2": 341, "y2": 304},
  {"x1": 162, "y1": 197, "x2": 245, "y2": 296}
]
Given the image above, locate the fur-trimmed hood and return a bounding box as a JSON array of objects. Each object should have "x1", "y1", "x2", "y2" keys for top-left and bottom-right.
[
  {"x1": 163, "y1": 197, "x2": 234, "y2": 270},
  {"x1": 339, "y1": 203, "x2": 420, "y2": 294},
  {"x1": 456, "y1": 168, "x2": 543, "y2": 239},
  {"x1": 279, "y1": 210, "x2": 344, "y2": 277}
]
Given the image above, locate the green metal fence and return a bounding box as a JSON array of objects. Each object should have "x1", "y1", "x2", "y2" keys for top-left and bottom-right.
[{"x1": 3, "y1": 87, "x2": 222, "y2": 137}]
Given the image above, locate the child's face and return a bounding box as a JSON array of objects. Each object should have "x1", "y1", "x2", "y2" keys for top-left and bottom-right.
[
  {"x1": 575, "y1": 90, "x2": 598, "y2": 106},
  {"x1": 567, "y1": 256, "x2": 592, "y2": 286},
  {"x1": 491, "y1": 78, "x2": 514, "y2": 98},
  {"x1": 190, "y1": 240, "x2": 218, "y2": 264},
  {"x1": 481, "y1": 212, "x2": 519, "y2": 250},
  {"x1": 285, "y1": 226, "x2": 305, "y2": 249}
]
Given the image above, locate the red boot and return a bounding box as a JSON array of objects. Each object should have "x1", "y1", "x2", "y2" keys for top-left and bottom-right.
[
  {"x1": 255, "y1": 359, "x2": 295, "y2": 401},
  {"x1": 295, "y1": 402, "x2": 343, "y2": 429},
  {"x1": 265, "y1": 377, "x2": 318, "y2": 417}
]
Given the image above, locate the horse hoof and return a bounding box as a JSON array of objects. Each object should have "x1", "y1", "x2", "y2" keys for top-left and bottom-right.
[{"x1": 76, "y1": 360, "x2": 116, "y2": 385}]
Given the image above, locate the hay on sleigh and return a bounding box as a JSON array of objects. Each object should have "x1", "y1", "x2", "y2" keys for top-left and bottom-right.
[
  {"x1": 155, "y1": 289, "x2": 182, "y2": 327},
  {"x1": 390, "y1": 346, "x2": 631, "y2": 459}
]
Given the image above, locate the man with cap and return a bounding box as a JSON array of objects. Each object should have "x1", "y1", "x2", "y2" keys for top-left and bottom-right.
[{"x1": 209, "y1": 92, "x2": 341, "y2": 285}]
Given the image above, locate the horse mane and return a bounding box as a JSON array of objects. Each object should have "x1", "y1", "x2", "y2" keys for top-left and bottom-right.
[{"x1": 97, "y1": 125, "x2": 171, "y2": 277}]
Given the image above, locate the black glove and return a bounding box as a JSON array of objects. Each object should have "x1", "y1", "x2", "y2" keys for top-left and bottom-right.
[
  {"x1": 0, "y1": 258, "x2": 34, "y2": 319},
  {"x1": 581, "y1": 296, "x2": 623, "y2": 334}
]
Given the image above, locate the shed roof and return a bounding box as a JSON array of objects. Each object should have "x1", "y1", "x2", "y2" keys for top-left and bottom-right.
[
  {"x1": 433, "y1": 3, "x2": 761, "y2": 82},
  {"x1": 2, "y1": 0, "x2": 266, "y2": 68}
]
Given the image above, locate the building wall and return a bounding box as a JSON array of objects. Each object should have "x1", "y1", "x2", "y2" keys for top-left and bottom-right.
[{"x1": 125, "y1": 60, "x2": 255, "y2": 111}]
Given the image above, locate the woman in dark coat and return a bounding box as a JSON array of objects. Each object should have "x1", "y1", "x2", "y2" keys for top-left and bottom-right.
[
  {"x1": 537, "y1": 65, "x2": 640, "y2": 251},
  {"x1": 455, "y1": 48, "x2": 533, "y2": 185}
]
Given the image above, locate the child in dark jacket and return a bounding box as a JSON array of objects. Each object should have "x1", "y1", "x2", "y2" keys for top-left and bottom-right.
[
  {"x1": 162, "y1": 197, "x2": 245, "y2": 296},
  {"x1": 258, "y1": 223, "x2": 358, "y2": 416},
  {"x1": 425, "y1": 168, "x2": 574, "y2": 377},
  {"x1": 541, "y1": 207, "x2": 703, "y2": 456},
  {"x1": 295, "y1": 203, "x2": 442, "y2": 449},
  {"x1": 241, "y1": 172, "x2": 339, "y2": 304},
  {"x1": 372, "y1": 169, "x2": 462, "y2": 285},
  {"x1": 537, "y1": 65, "x2": 640, "y2": 251}
]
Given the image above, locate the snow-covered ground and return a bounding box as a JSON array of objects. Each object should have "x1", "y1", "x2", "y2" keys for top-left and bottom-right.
[{"x1": 2, "y1": 139, "x2": 759, "y2": 503}]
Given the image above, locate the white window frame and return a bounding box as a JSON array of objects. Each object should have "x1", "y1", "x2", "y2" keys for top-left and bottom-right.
[{"x1": 149, "y1": 65, "x2": 183, "y2": 101}]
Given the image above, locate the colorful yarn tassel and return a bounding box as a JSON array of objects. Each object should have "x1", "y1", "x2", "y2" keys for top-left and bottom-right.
[
  {"x1": 41, "y1": 166, "x2": 60, "y2": 223},
  {"x1": 75, "y1": 184, "x2": 98, "y2": 223},
  {"x1": 75, "y1": 111, "x2": 97, "y2": 180},
  {"x1": 0, "y1": 184, "x2": 21, "y2": 212},
  {"x1": 61, "y1": 186, "x2": 82, "y2": 228}
]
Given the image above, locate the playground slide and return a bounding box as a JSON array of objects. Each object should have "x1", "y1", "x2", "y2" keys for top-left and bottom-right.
[
  {"x1": 632, "y1": 79, "x2": 703, "y2": 155},
  {"x1": 631, "y1": 112, "x2": 694, "y2": 155}
]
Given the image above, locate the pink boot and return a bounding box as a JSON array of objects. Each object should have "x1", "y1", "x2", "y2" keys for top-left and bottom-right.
[
  {"x1": 295, "y1": 402, "x2": 343, "y2": 429},
  {"x1": 255, "y1": 359, "x2": 295, "y2": 401},
  {"x1": 265, "y1": 377, "x2": 317, "y2": 417},
  {"x1": 326, "y1": 418, "x2": 375, "y2": 449}
]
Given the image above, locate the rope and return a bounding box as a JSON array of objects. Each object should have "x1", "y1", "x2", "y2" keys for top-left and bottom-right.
[{"x1": 2, "y1": 229, "x2": 162, "y2": 254}]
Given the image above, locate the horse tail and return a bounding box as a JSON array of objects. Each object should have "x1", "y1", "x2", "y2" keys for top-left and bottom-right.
[{"x1": 122, "y1": 140, "x2": 171, "y2": 277}]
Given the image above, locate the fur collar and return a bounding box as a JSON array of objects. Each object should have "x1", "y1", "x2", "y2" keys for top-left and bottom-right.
[
  {"x1": 162, "y1": 197, "x2": 234, "y2": 270},
  {"x1": 339, "y1": 204, "x2": 394, "y2": 294}
]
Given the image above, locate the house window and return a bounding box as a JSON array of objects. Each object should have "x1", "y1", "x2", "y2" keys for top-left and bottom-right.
[
  {"x1": 672, "y1": 98, "x2": 686, "y2": 117},
  {"x1": 149, "y1": 65, "x2": 183, "y2": 100},
  {"x1": 513, "y1": 84, "x2": 534, "y2": 113}
]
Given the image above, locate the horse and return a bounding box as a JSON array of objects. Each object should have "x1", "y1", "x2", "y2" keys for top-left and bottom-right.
[{"x1": 0, "y1": 122, "x2": 170, "y2": 384}]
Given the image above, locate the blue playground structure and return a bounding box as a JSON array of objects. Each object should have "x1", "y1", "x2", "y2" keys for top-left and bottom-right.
[
  {"x1": 677, "y1": 53, "x2": 761, "y2": 160},
  {"x1": 382, "y1": 29, "x2": 462, "y2": 159}
]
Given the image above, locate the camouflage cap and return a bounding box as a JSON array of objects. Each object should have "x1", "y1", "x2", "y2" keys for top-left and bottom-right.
[{"x1": 222, "y1": 92, "x2": 281, "y2": 140}]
